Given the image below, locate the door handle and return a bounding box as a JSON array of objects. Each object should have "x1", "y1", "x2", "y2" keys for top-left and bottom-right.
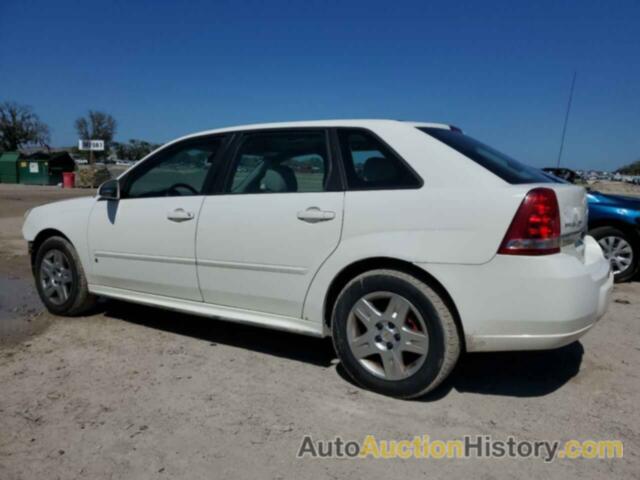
[
  {"x1": 297, "y1": 207, "x2": 336, "y2": 223},
  {"x1": 167, "y1": 208, "x2": 195, "y2": 222}
]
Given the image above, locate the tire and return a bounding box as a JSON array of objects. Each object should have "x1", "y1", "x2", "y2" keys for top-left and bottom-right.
[
  {"x1": 331, "y1": 269, "x2": 461, "y2": 399},
  {"x1": 590, "y1": 226, "x2": 639, "y2": 283},
  {"x1": 34, "y1": 236, "x2": 97, "y2": 316}
]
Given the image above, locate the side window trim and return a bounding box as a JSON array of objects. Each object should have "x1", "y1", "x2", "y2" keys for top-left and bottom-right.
[
  {"x1": 336, "y1": 127, "x2": 423, "y2": 191},
  {"x1": 120, "y1": 134, "x2": 229, "y2": 199},
  {"x1": 219, "y1": 128, "x2": 336, "y2": 195},
  {"x1": 328, "y1": 128, "x2": 348, "y2": 191},
  {"x1": 208, "y1": 132, "x2": 242, "y2": 195},
  {"x1": 201, "y1": 133, "x2": 236, "y2": 195}
]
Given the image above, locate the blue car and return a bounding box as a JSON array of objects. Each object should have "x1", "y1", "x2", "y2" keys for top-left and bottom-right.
[
  {"x1": 587, "y1": 191, "x2": 640, "y2": 282},
  {"x1": 542, "y1": 168, "x2": 639, "y2": 282}
]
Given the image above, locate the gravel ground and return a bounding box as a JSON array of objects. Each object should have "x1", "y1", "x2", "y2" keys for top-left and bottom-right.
[{"x1": 1, "y1": 183, "x2": 639, "y2": 479}]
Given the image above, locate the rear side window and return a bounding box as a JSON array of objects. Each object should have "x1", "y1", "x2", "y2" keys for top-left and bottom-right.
[
  {"x1": 227, "y1": 130, "x2": 328, "y2": 194},
  {"x1": 337, "y1": 129, "x2": 421, "y2": 190},
  {"x1": 419, "y1": 128, "x2": 552, "y2": 184}
]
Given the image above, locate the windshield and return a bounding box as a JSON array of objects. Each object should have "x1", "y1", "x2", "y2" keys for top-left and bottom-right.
[{"x1": 419, "y1": 127, "x2": 553, "y2": 184}]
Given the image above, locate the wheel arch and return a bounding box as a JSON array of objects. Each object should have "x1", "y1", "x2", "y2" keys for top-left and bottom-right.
[
  {"x1": 589, "y1": 219, "x2": 640, "y2": 246},
  {"x1": 322, "y1": 256, "x2": 466, "y2": 351}
]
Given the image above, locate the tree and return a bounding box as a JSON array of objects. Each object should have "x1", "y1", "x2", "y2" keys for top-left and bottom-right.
[
  {"x1": 74, "y1": 110, "x2": 117, "y2": 161},
  {"x1": 0, "y1": 101, "x2": 50, "y2": 152}
]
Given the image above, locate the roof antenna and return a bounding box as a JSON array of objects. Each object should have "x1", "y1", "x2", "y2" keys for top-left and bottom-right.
[{"x1": 556, "y1": 71, "x2": 576, "y2": 168}]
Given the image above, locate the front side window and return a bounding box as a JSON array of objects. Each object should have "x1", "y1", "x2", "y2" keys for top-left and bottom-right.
[
  {"x1": 337, "y1": 129, "x2": 421, "y2": 189},
  {"x1": 228, "y1": 131, "x2": 328, "y2": 194},
  {"x1": 125, "y1": 136, "x2": 224, "y2": 198}
]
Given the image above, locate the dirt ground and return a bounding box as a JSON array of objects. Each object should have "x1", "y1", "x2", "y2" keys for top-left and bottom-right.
[
  {"x1": 588, "y1": 180, "x2": 640, "y2": 197},
  {"x1": 1, "y1": 182, "x2": 639, "y2": 479}
]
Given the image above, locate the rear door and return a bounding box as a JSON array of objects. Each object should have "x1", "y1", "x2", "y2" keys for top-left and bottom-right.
[{"x1": 196, "y1": 129, "x2": 344, "y2": 318}]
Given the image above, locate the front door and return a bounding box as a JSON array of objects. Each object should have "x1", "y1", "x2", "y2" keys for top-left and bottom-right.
[
  {"x1": 196, "y1": 129, "x2": 344, "y2": 318},
  {"x1": 88, "y1": 135, "x2": 226, "y2": 301}
]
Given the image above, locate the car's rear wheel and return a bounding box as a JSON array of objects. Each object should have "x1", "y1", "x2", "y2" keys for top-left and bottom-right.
[
  {"x1": 591, "y1": 226, "x2": 638, "y2": 283},
  {"x1": 331, "y1": 269, "x2": 460, "y2": 398},
  {"x1": 34, "y1": 236, "x2": 96, "y2": 316}
]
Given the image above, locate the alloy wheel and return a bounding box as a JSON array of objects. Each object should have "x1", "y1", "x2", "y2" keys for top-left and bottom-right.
[
  {"x1": 40, "y1": 249, "x2": 74, "y2": 305},
  {"x1": 346, "y1": 292, "x2": 429, "y2": 381},
  {"x1": 598, "y1": 235, "x2": 633, "y2": 275}
]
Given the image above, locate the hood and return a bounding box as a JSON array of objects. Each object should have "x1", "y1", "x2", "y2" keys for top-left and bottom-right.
[
  {"x1": 27, "y1": 195, "x2": 96, "y2": 217},
  {"x1": 587, "y1": 192, "x2": 640, "y2": 210}
]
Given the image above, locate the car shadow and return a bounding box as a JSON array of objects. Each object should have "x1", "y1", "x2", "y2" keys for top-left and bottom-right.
[
  {"x1": 101, "y1": 299, "x2": 584, "y2": 399},
  {"x1": 423, "y1": 341, "x2": 584, "y2": 400},
  {"x1": 101, "y1": 300, "x2": 336, "y2": 367},
  {"x1": 335, "y1": 342, "x2": 584, "y2": 401}
]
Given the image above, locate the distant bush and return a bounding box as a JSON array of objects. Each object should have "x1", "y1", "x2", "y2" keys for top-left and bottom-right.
[{"x1": 76, "y1": 164, "x2": 111, "y2": 188}]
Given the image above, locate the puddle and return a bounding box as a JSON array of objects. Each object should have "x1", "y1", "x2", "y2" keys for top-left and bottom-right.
[{"x1": 0, "y1": 274, "x2": 51, "y2": 344}]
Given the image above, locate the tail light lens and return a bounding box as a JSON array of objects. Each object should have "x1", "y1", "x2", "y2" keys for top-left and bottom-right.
[{"x1": 498, "y1": 188, "x2": 561, "y2": 255}]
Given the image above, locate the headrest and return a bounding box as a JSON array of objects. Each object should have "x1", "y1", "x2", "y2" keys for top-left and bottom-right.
[
  {"x1": 261, "y1": 165, "x2": 298, "y2": 192},
  {"x1": 363, "y1": 156, "x2": 397, "y2": 184}
]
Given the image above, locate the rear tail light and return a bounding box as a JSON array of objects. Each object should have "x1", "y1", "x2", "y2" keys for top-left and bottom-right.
[{"x1": 498, "y1": 188, "x2": 561, "y2": 255}]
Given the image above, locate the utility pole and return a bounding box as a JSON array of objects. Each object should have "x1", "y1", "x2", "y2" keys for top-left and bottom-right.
[{"x1": 556, "y1": 71, "x2": 577, "y2": 168}]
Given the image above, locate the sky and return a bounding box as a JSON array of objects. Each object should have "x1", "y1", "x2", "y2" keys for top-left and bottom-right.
[{"x1": 1, "y1": 0, "x2": 639, "y2": 171}]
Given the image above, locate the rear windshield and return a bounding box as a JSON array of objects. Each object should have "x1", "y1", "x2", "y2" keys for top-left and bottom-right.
[{"x1": 419, "y1": 127, "x2": 552, "y2": 184}]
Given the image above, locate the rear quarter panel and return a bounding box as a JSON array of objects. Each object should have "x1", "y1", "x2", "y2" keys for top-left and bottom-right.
[
  {"x1": 302, "y1": 185, "x2": 528, "y2": 328},
  {"x1": 588, "y1": 193, "x2": 640, "y2": 229}
]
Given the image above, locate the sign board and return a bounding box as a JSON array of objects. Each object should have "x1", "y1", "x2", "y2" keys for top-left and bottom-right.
[
  {"x1": 78, "y1": 139, "x2": 105, "y2": 151},
  {"x1": 29, "y1": 162, "x2": 39, "y2": 173}
]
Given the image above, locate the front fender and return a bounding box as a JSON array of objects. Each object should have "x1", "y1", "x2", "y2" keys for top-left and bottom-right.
[{"x1": 22, "y1": 197, "x2": 96, "y2": 277}]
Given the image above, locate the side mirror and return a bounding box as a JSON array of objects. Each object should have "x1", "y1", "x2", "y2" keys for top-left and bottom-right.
[{"x1": 98, "y1": 179, "x2": 120, "y2": 200}]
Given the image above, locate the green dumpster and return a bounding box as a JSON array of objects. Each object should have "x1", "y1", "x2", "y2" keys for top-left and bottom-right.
[
  {"x1": 0, "y1": 152, "x2": 20, "y2": 183},
  {"x1": 18, "y1": 157, "x2": 50, "y2": 185},
  {"x1": 18, "y1": 152, "x2": 76, "y2": 185}
]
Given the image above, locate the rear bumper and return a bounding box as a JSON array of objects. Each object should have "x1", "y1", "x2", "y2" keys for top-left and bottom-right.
[{"x1": 419, "y1": 235, "x2": 613, "y2": 352}]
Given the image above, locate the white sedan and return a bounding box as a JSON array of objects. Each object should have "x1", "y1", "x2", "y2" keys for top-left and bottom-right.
[{"x1": 23, "y1": 120, "x2": 613, "y2": 398}]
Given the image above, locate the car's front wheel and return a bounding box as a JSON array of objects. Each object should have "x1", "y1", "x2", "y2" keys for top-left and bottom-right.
[
  {"x1": 331, "y1": 269, "x2": 461, "y2": 398},
  {"x1": 590, "y1": 226, "x2": 639, "y2": 283},
  {"x1": 34, "y1": 236, "x2": 96, "y2": 316}
]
